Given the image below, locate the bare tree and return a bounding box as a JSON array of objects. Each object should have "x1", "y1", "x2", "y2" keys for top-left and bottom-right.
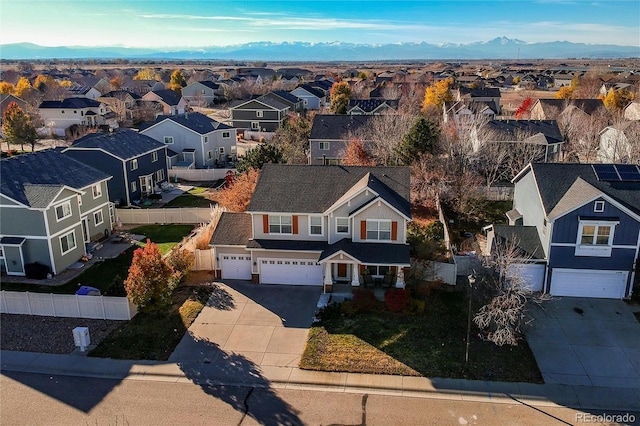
[
  {"x1": 360, "y1": 113, "x2": 416, "y2": 165},
  {"x1": 562, "y1": 108, "x2": 611, "y2": 162}
]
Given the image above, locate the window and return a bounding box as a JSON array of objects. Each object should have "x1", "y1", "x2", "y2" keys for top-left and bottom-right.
[
  {"x1": 204, "y1": 136, "x2": 208, "y2": 143},
  {"x1": 131, "y1": 181, "x2": 137, "y2": 192},
  {"x1": 309, "y1": 216, "x2": 323, "y2": 235},
  {"x1": 365, "y1": 265, "x2": 390, "y2": 276},
  {"x1": 575, "y1": 220, "x2": 616, "y2": 257},
  {"x1": 156, "y1": 169, "x2": 164, "y2": 181},
  {"x1": 269, "y1": 215, "x2": 292, "y2": 234},
  {"x1": 77, "y1": 195, "x2": 82, "y2": 206},
  {"x1": 251, "y1": 122, "x2": 260, "y2": 130},
  {"x1": 222, "y1": 131, "x2": 230, "y2": 138},
  {"x1": 55, "y1": 201, "x2": 72, "y2": 221},
  {"x1": 594, "y1": 201, "x2": 605, "y2": 213},
  {"x1": 256, "y1": 110, "x2": 263, "y2": 117},
  {"x1": 60, "y1": 231, "x2": 76, "y2": 255},
  {"x1": 366, "y1": 220, "x2": 391, "y2": 240},
  {"x1": 207, "y1": 151, "x2": 212, "y2": 159},
  {"x1": 336, "y1": 218, "x2": 349, "y2": 234},
  {"x1": 219, "y1": 147, "x2": 225, "y2": 154},
  {"x1": 130, "y1": 159, "x2": 138, "y2": 171},
  {"x1": 201, "y1": 89, "x2": 205, "y2": 95},
  {"x1": 92, "y1": 183, "x2": 102, "y2": 198},
  {"x1": 151, "y1": 151, "x2": 158, "y2": 162},
  {"x1": 94, "y1": 210, "x2": 104, "y2": 226},
  {"x1": 319, "y1": 142, "x2": 330, "y2": 150},
  {"x1": 163, "y1": 136, "x2": 174, "y2": 144}
]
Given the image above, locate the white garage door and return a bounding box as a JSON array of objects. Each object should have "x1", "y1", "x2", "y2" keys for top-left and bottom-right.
[
  {"x1": 507, "y1": 263, "x2": 545, "y2": 291},
  {"x1": 221, "y1": 254, "x2": 252, "y2": 280},
  {"x1": 259, "y1": 259, "x2": 323, "y2": 286},
  {"x1": 550, "y1": 269, "x2": 628, "y2": 299}
]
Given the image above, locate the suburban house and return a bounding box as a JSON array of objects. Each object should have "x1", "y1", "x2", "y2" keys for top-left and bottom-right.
[
  {"x1": 141, "y1": 89, "x2": 187, "y2": 116},
  {"x1": 97, "y1": 90, "x2": 142, "y2": 122},
  {"x1": 210, "y1": 164, "x2": 412, "y2": 290},
  {"x1": 454, "y1": 87, "x2": 501, "y2": 115},
  {"x1": 624, "y1": 101, "x2": 640, "y2": 121},
  {"x1": 121, "y1": 79, "x2": 165, "y2": 96},
  {"x1": 290, "y1": 85, "x2": 326, "y2": 110},
  {"x1": 0, "y1": 150, "x2": 113, "y2": 276},
  {"x1": 597, "y1": 122, "x2": 640, "y2": 164},
  {"x1": 259, "y1": 91, "x2": 304, "y2": 113},
  {"x1": 229, "y1": 97, "x2": 290, "y2": 132},
  {"x1": 486, "y1": 162, "x2": 640, "y2": 299},
  {"x1": 309, "y1": 115, "x2": 376, "y2": 165},
  {"x1": 442, "y1": 100, "x2": 497, "y2": 133},
  {"x1": 347, "y1": 99, "x2": 399, "y2": 115},
  {"x1": 0, "y1": 94, "x2": 27, "y2": 124},
  {"x1": 140, "y1": 112, "x2": 236, "y2": 169},
  {"x1": 62, "y1": 129, "x2": 168, "y2": 207},
  {"x1": 182, "y1": 81, "x2": 225, "y2": 107},
  {"x1": 529, "y1": 98, "x2": 605, "y2": 121},
  {"x1": 67, "y1": 85, "x2": 102, "y2": 100},
  {"x1": 38, "y1": 98, "x2": 118, "y2": 136}
]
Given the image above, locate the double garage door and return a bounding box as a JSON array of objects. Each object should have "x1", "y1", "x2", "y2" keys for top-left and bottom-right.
[
  {"x1": 259, "y1": 259, "x2": 323, "y2": 286},
  {"x1": 550, "y1": 269, "x2": 628, "y2": 299}
]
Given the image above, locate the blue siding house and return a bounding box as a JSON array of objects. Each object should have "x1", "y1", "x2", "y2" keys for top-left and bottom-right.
[
  {"x1": 63, "y1": 129, "x2": 168, "y2": 207},
  {"x1": 487, "y1": 162, "x2": 640, "y2": 299}
]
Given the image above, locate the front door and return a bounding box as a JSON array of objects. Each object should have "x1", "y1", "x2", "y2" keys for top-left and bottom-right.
[
  {"x1": 81, "y1": 216, "x2": 90, "y2": 243},
  {"x1": 337, "y1": 263, "x2": 348, "y2": 280}
]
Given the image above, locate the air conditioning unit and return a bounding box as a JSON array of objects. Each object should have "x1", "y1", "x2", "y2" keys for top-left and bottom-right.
[{"x1": 73, "y1": 327, "x2": 91, "y2": 352}]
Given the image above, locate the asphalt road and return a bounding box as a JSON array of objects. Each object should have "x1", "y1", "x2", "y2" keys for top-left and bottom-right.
[{"x1": 2, "y1": 372, "x2": 639, "y2": 426}]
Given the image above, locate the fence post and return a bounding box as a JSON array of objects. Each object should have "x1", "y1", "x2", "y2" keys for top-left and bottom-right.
[
  {"x1": 101, "y1": 296, "x2": 106, "y2": 319},
  {"x1": 76, "y1": 294, "x2": 81, "y2": 316},
  {"x1": 26, "y1": 291, "x2": 32, "y2": 315},
  {"x1": 51, "y1": 293, "x2": 56, "y2": 317}
]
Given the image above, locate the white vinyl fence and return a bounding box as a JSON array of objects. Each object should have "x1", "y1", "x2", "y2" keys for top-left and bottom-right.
[
  {"x1": 193, "y1": 249, "x2": 215, "y2": 271},
  {"x1": 116, "y1": 207, "x2": 213, "y2": 224},
  {"x1": 168, "y1": 168, "x2": 234, "y2": 182},
  {"x1": 0, "y1": 291, "x2": 137, "y2": 320}
]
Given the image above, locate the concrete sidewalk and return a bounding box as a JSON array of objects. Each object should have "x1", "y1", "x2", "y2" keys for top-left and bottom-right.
[{"x1": 2, "y1": 349, "x2": 639, "y2": 412}]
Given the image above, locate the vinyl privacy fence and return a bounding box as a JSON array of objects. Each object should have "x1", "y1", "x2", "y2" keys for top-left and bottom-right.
[
  {"x1": 116, "y1": 207, "x2": 214, "y2": 224},
  {"x1": 0, "y1": 291, "x2": 137, "y2": 320}
]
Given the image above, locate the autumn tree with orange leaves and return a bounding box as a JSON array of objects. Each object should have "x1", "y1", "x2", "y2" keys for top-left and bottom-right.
[
  {"x1": 217, "y1": 169, "x2": 260, "y2": 212},
  {"x1": 343, "y1": 139, "x2": 375, "y2": 166}
]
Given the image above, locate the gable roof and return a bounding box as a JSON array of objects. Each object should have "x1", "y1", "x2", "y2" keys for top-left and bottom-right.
[
  {"x1": 210, "y1": 212, "x2": 252, "y2": 246},
  {"x1": 1, "y1": 149, "x2": 110, "y2": 208},
  {"x1": 347, "y1": 99, "x2": 399, "y2": 114},
  {"x1": 521, "y1": 163, "x2": 640, "y2": 216},
  {"x1": 146, "y1": 89, "x2": 183, "y2": 106},
  {"x1": 536, "y1": 98, "x2": 605, "y2": 117},
  {"x1": 141, "y1": 112, "x2": 232, "y2": 134},
  {"x1": 247, "y1": 164, "x2": 410, "y2": 216},
  {"x1": 310, "y1": 114, "x2": 376, "y2": 140},
  {"x1": 486, "y1": 120, "x2": 563, "y2": 144},
  {"x1": 459, "y1": 87, "x2": 501, "y2": 98},
  {"x1": 65, "y1": 129, "x2": 164, "y2": 160},
  {"x1": 492, "y1": 225, "x2": 544, "y2": 260},
  {"x1": 196, "y1": 80, "x2": 220, "y2": 90},
  {"x1": 39, "y1": 97, "x2": 101, "y2": 109},
  {"x1": 292, "y1": 85, "x2": 325, "y2": 98},
  {"x1": 100, "y1": 90, "x2": 141, "y2": 100},
  {"x1": 262, "y1": 90, "x2": 300, "y2": 105}
]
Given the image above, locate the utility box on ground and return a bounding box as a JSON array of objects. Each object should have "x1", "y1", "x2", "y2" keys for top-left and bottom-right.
[{"x1": 73, "y1": 327, "x2": 91, "y2": 351}]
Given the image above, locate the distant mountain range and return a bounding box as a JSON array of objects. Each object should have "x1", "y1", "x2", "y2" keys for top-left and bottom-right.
[{"x1": 1, "y1": 38, "x2": 639, "y2": 61}]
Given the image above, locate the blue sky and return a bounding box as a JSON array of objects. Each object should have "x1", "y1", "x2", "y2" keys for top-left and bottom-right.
[{"x1": 1, "y1": 0, "x2": 639, "y2": 48}]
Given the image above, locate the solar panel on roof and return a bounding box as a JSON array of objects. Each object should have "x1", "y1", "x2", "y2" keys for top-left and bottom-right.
[
  {"x1": 592, "y1": 164, "x2": 620, "y2": 181},
  {"x1": 615, "y1": 164, "x2": 640, "y2": 182}
]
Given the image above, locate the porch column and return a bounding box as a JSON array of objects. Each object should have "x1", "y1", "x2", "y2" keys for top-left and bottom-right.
[
  {"x1": 395, "y1": 268, "x2": 406, "y2": 288},
  {"x1": 323, "y1": 263, "x2": 333, "y2": 285},
  {"x1": 351, "y1": 263, "x2": 360, "y2": 286}
]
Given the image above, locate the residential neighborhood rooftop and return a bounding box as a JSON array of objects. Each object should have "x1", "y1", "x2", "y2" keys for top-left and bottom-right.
[{"x1": 66, "y1": 129, "x2": 165, "y2": 160}]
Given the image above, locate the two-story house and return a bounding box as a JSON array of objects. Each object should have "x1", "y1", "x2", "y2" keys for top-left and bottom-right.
[
  {"x1": 62, "y1": 129, "x2": 168, "y2": 207},
  {"x1": 38, "y1": 98, "x2": 118, "y2": 136},
  {"x1": 210, "y1": 164, "x2": 411, "y2": 291},
  {"x1": 0, "y1": 150, "x2": 113, "y2": 277},
  {"x1": 309, "y1": 115, "x2": 376, "y2": 165},
  {"x1": 141, "y1": 89, "x2": 187, "y2": 116},
  {"x1": 229, "y1": 97, "x2": 290, "y2": 132},
  {"x1": 182, "y1": 81, "x2": 225, "y2": 107},
  {"x1": 140, "y1": 112, "x2": 236, "y2": 168},
  {"x1": 486, "y1": 162, "x2": 639, "y2": 299},
  {"x1": 290, "y1": 85, "x2": 326, "y2": 110}
]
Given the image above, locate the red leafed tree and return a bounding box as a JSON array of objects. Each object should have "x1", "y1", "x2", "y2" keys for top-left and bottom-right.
[
  {"x1": 514, "y1": 97, "x2": 534, "y2": 119},
  {"x1": 124, "y1": 240, "x2": 176, "y2": 313},
  {"x1": 217, "y1": 169, "x2": 260, "y2": 212},
  {"x1": 343, "y1": 138, "x2": 375, "y2": 166}
]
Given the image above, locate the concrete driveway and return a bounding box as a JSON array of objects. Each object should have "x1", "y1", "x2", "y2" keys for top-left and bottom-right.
[
  {"x1": 524, "y1": 297, "x2": 640, "y2": 388},
  {"x1": 170, "y1": 280, "x2": 321, "y2": 381}
]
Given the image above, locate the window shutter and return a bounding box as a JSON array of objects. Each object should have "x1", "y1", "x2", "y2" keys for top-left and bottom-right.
[
  {"x1": 263, "y1": 215, "x2": 269, "y2": 234},
  {"x1": 292, "y1": 215, "x2": 298, "y2": 234},
  {"x1": 360, "y1": 221, "x2": 367, "y2": 239},
  {"x1": 391, "y1": 221, "x2": 398, "y2": 241}
]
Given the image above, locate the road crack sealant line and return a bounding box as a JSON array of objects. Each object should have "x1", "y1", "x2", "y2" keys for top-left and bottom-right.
[{"x1": 238, "y1": 387, "x2": 254, "y2": 426}]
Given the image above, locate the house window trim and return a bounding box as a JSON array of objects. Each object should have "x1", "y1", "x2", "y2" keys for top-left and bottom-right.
[
  {"x1": 54, "y1": 200, "x2": 73, "y2": 222},
  {"x1": 366, "y1": 219, "x2": 392, "y2": 241},
  {"x1": 92, "y1": 183, "x2": 102, "y2": 199},
  {"x1": 309, "y1": 215, "x2": 324, "y2": 236},
  {"x1": 268, "y1": 215, "x2": 293, "y2": 235},
  {"x1": 594, "y1": 201, "x2": 605, "y2": 213},
  {"x1": 151, "y1": 151, "x2": 159, "y2": 162},
  {"x1": 222, "y1": 131, "x2": 230, "y2": 138},
  {"x1": 94, "y1": 210, "x2": 104, "y2": 226},
  {"x1": 60, "y1": 230, "x2": 77, "y2": 255},
  {"x1": 575, "y1": 220, "x2": 617, "y2": 257},
  {"x1": 156, "y1": 169, "x2": 165, "y2": 182},
  {"x1": 131, "y1": 181, "x2": 137, "y2": 193},
  {"x1": 130, "y1": 159, "x2": 138, "y2": 171},
  {"x1": 336, "y1": 217, "x2": 350, "y2": 234},
  {"x1": 251, "y1": 122, "x2": 260, "y2": 130},
  {"x1": 319, "y1": 141, "x2": 330, "y2": 151},
  {"x1": 163, "y1": 136, "x2": 174, "y2": 144},
  {"x1": 256, "y1": 110, "x2": 264, "y2": 118}
]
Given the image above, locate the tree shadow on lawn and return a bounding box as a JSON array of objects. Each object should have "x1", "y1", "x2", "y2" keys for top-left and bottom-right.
[
  {"x1": 177, "y1": 333, "x2": 302, "y2": 426},
  {"x1": 317, "y1": 290, "x2": 543, "y2": 383}
]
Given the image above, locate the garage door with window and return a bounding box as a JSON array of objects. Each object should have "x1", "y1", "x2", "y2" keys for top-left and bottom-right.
[
  {"x1": 221, "y1": 254, "x2": 252, "y2": 280},
  {"x1": 260, "y1": 259, "x2": 323, "y2": 286},
  {"x1": 550, "y1": 269, "x2": 628, "y2": 299}
]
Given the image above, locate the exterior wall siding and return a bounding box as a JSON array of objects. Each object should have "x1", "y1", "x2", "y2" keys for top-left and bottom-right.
[
  {"x1": 548, "y1": 246, "x2": 637, "y2": 270},
  {"x1": 21, "y1": 239, "x2": 51, "y2": 271},
  {"x1": 309, "y1": 140, "x2": 348, "y2": 165},
  {"x1": 141, "y1": 121, "x2": 206, "y2": 168},
  {"x1": 513, "y1": 170, "x2": 549, "y2": 256},
  {"x1": 252, "y1": 214, "x2": 327, "y2": 241},
  {"x1": 46, "y1": 188, "x2": 83, "y2": 237},
  {"x1": 353, "y1": 204, "x2": 406, "y2": 243},
  {"x1": 50, "y1": 224, "x2": 85, "y2": 274},
  {"x1": 0, "y1": 206, "x2": 47, "y2": 236}
]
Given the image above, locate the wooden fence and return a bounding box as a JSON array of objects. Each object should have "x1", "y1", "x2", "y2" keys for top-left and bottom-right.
[
  {"x1": 168, "y1": 168, "x2": 234, "y2": 182},
  {"x1": 0, "y1": 291, "x2": 137, "y2": 320},
  {"x1": 116, "y1": 207, "x2": 213, "y2": 224},
  {"x1": 193, "y1": 249, "x2": 215, "y2": 271}
]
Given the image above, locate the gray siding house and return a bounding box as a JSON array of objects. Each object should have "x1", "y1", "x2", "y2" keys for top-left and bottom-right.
[
  {"x1": 0, "y1": 150, "x2": 113, "y2": 276},
  {"x1": 290, "y1": 85, "x2": 326, "y2": 111},
  {"x1": 309, "y1": 115, "x2": 376, "y2": 165},
  {"x1": 182, "y1": 81, "x2": 225, "y2": 107},
  {"x1": 487, "y1": 162, "x2": 640, "y2": 299},
  {"x1": 229, "y1": 98, "x2": 290, "y2": 132},
  {"x1": 63, "y1": 129, "x2": 168, "y2": 207},
  {"x1": 140, "y1": 112, "x2": 236, "y2": 168}
]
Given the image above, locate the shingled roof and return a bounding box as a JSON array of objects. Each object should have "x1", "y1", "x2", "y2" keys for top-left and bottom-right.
[
  {"x1": 1, "y1": 149, "x2": 110, "y2": 207},
  {"x1": 486, "y1": 120, "x2": 563, "y2": 144},
  {"x1": 491, "y1": 225, "x2": 545, "y2": 260},
  {"x1": 142, "y1": 112, "x2": 232, "y2": 134},
  {"x1": 210, "y1": 212, "x2": 252, "y2": 246},
  {"x1": 66, "y1": 129, "x2": 164, "y2": 160},
  {"x1": 39, "y1": 98, "x2": 101, "y2": 109},
  {"x1": 309, "y1": 114, "x2": 376, "y2": 140},
  {"x1": 247, "y1": 164, "x2": 410, "y2": 216},
  {"x1": 148, "y1": 89, "x2": 183, "y2": 106}
]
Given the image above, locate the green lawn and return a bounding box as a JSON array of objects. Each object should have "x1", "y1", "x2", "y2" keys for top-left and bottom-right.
[
  {"x1": 300, "y1": 290, "x2": 543, "y2": 383},
  {"x1": 164, "y1": 195, "x2": 215, "y2": 208},
  {"x1": 89, "y1": 285, "x2": 213, "y2": 360},
  {"x1": 130, "y1": 224, "x2": 194, "y2": 255}
]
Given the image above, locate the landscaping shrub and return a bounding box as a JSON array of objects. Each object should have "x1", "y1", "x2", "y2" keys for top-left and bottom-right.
[
  {"x1": 104, "y1": 274, "x2": 126, "y2": 297},
  {"x1": 165, "y1": 249, "x2": 195, "y2": 283},
  {"x1": 384, "y1": 288, "x2": 410, "y2": 312},
  {"x1": 352, "y1": 289, "x2": 383, "y2": 313},
  {"x1": 407, "y1": 298, "x2": 426, "y2": 315}
]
